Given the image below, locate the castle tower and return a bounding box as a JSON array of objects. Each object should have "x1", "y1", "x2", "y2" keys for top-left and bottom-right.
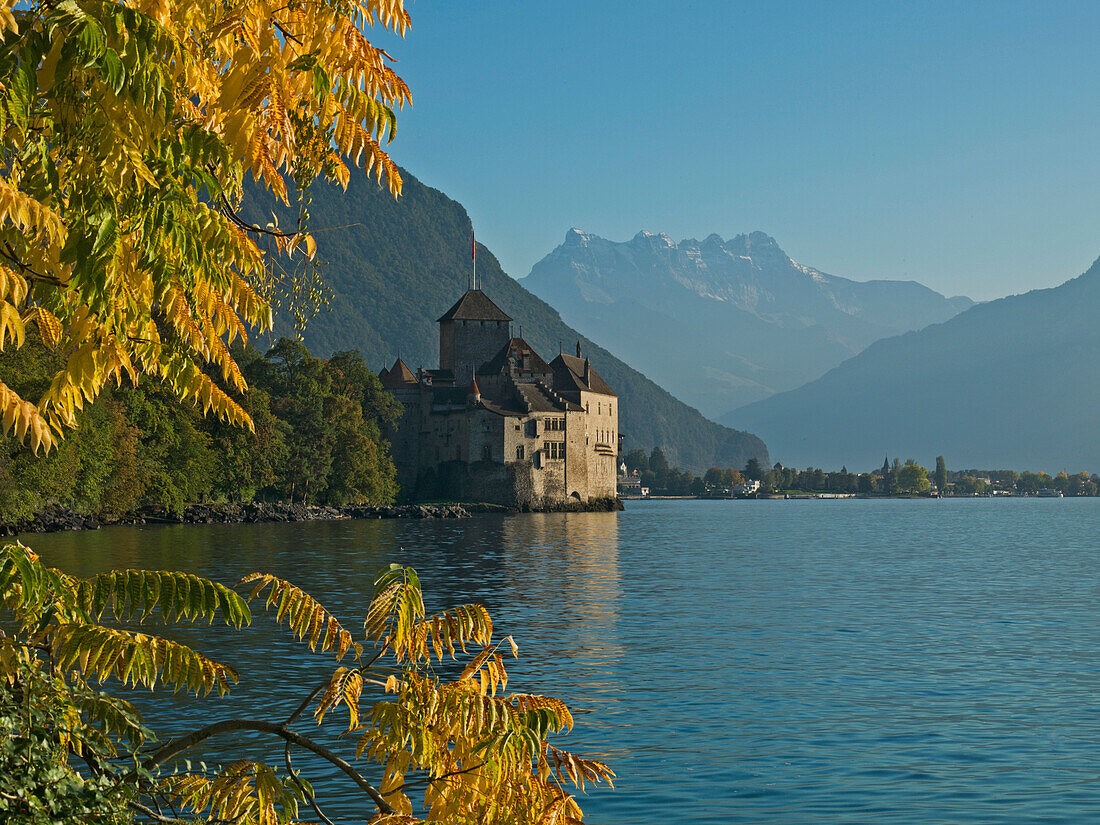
[{"x1": 437, "y1": 289, "x2": 512, "y2": 385}]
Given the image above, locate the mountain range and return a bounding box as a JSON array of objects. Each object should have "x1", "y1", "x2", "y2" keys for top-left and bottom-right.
[
  {"x1": 522, "y1": 229, "x2": 973, "y2": 419},
  {"x1": 724, "y1": 256, "x2": 1100, "y2": 472},
  {"x1": 237, "y1": 171, "x2": 769, "y2": 473}
]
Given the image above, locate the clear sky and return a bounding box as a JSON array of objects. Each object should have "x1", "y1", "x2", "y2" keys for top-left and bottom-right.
[{"x1": 373, "y1": 1, "x2": 1100, "y2": 301}]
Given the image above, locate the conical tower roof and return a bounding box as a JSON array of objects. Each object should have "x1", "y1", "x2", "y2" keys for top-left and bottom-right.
[
  {"x1": 381, "y1": 357, "x2": 417, "y2": 389},
  {"x1": 437, "y1": 289, "x2": 512, "y2": 323}
]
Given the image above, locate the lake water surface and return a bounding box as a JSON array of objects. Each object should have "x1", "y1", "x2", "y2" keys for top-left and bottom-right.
[{"x1": 18, "y1": 498, "x2": 1100, "y2": 823}]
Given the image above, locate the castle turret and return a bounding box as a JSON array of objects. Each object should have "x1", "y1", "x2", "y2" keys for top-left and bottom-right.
[{"x1": 437, "y1": 289, "x2": 512, "y2": 385}]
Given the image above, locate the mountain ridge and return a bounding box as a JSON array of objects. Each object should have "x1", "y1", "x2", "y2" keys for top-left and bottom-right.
[
  {"x1": 722, "y1": 256, "x2": 1100, "y2": 472},
  {"x1": 522, "y1": 229, "x2": 973, "y2": 418}
]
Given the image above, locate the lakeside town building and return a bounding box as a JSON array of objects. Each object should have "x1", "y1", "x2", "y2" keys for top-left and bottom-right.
[{"x1": 379, "y1": 288, "x2": 619, "y2": 507}]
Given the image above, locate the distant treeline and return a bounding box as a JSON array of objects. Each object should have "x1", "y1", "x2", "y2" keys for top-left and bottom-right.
[
  {"x1": 624, "y1": 449, "x2": 1100, "y2": 497},
  {"x1": 744, "y1": 457, "x2": 1099, "y2": 496},
  {"x1": 622, "y1": 448, "x2": 717, "y2": 496},
  {"x1": 0, "y1": 336, "x2": 399, "y2": 524}
]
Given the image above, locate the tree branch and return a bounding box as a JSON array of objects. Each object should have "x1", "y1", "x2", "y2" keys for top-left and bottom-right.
[
  {"x1": 129, "y1": 799, "x2": 191, "y2": 824},
  {"x1": 217, "y1": 191, "x2": 300, "y2": 239},
  {"x1": 144, "y1": 719, "x2": 395, "y2": 815},
  {"x1": 0, "y1": 244, "x2": 65, "y2": 286},
  {"x1": 284, "y1": 740, "x2": 338, "y2": 825}
]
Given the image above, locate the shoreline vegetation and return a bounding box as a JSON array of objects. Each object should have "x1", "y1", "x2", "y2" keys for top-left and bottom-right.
[
  {"x1": 2, "y1": 497, "x2": 624, "y2": 537},
  {"x1": 622, "y1": 449, "x2": 1100, "y2": 499}
]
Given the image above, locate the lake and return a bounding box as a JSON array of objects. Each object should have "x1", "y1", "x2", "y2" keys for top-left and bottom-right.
[{"x1": 17, "y1": 497, "x2": 1100, "y2": 823}]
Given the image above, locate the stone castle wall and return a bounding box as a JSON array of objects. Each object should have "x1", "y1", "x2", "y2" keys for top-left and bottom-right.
[{"x1": 441, "y1": 319, "x2": 510, "y2": 385}]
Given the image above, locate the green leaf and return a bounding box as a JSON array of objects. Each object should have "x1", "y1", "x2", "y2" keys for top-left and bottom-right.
[{"x1": 91, "y1": 215, "x2": 117, "y2": 258}]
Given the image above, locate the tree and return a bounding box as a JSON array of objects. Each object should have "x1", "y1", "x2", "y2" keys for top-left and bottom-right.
[
  {"x1": 896, "y1": 461, "x2": 930, "y2": 494},
  {"x1": 623, "y1": 448, "x2": 648, "y2": 474},
  {"x1": 0, "y1": 0, "x2": 410, "y2": 452},
  {"x1": 0, "y1": 542, "x2": 613, "y2": 823},
  {"x1": 703, "y1": 467, "x2": 724, "y2": 488},
  {"x1": 744, "y1": 457, "x2": 763, "y2": 481},
  {"x1": 934, "y1": 456, "x2": 947, "y2": 492},
  {"x1": 649, "y1": 447, "x2": 669, "y2": 474}
]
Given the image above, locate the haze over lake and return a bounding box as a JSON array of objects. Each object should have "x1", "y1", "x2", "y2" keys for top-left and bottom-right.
[{"x1": 23, "y1": 498, "x2": 1100, "y2": 823}]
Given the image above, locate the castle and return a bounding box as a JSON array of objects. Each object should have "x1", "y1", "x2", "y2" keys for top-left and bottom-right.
[{"x1": 379, "y1": 288, "x2": 619, "y2": 507}]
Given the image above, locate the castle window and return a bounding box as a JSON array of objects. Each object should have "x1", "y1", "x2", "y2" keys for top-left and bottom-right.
[
  {"x1": 516, "y1": 445, "x2": 525, "y2": 460},
  {"x1": 482, "y1": 445, "x2": 492, "y2": 461},
  {"x1": 542, "y1": 441, "x2": 564, "y2": 460}
]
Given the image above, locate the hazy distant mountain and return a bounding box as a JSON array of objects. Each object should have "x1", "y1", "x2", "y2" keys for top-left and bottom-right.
[
  {"x1": 522, "y1": 229, "x2": 973, "y2": 418},
  {"x1": 238, "y1": 171, "x2": 768, "y2": 473},
  {"x1": 722, "y1": 256, "x2": 1100, "y2": 472}
]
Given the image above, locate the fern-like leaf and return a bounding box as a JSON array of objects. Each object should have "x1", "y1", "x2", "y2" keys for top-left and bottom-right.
[
  {"x1": 366, "y1": 564, "x2": 425, "y2": 660},
  {"x1": 314, "y1": 665, "x2": 364, "y2": 730},
  {"x1": 411, "y1": 603, "x2": 494, "y2": 664},
  {"x1": 240, "y1": 573, "x2": 359, "y2": 660},
  {"x1": 50, "y1": 624, "x2": 238, "y2": 695},
  {"x1": 68, "y1": 569, "x2": 251, "y2": 627}
]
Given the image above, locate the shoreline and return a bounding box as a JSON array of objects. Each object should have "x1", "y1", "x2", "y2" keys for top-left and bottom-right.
[{"x1": 2, "y1": 497, "x2": 623, "y2": 538}]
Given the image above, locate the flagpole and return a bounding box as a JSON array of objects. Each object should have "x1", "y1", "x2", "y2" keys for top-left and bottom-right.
[{"x1": 472, "y1": 230, "x2": 477, "y2": 290}]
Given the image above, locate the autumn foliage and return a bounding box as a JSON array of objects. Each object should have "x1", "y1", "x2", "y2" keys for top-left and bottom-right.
[
  {"x1": 0, "y1": 543, "x2": 613, "y2": 823},
  {"x1": 0, "y1": 0, "x2": 409, "y2": 451}
]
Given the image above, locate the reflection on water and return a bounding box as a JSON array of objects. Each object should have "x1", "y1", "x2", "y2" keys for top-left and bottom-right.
[
  {"x1": 20, "y1": 499, "x2": 1100, "y2": 823},
  {"x1": 502, "y1": 510, "x2": 621, "y2": 639}
]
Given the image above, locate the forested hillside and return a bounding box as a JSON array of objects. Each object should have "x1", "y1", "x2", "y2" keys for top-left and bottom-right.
[
  {"x1": 0, "y1": 337, "x2": 398, "y2": 523},
  {"x1": 239, "y1": 169, "x2": 769, "y2": 472}
]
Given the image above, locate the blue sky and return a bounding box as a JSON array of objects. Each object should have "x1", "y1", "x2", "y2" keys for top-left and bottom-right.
[{"x1": 374, "y1": 1, "x2": 1100, "y2": 301}]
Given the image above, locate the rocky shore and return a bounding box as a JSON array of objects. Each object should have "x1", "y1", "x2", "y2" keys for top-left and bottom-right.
[
  {"x1": 2, "y1": 501, "x2": 490, "y2": 536},
  {"x1": 2, "y1": 497, "x2": 622, "y2": 536}
]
